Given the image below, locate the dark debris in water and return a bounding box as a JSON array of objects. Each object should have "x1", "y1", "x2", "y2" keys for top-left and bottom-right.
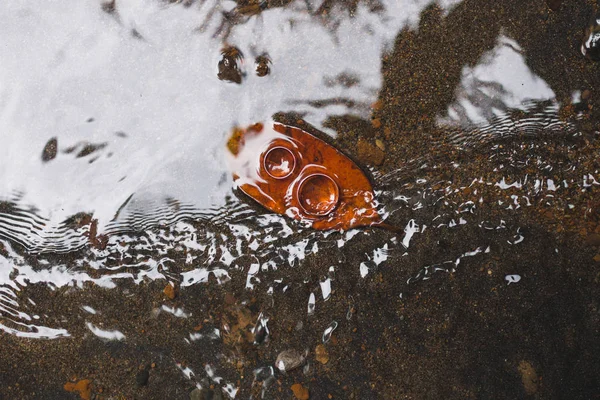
[
  {"x1": 217, "y1": 46, "x2": 245, "y2": 84},
  {"x1": 255, "y1": 53, "x2": 271, "y2": 77},
  {"x1": 63, "y1": 142, "x2": 109, "y2": 159},
  {"x1": 41, "y1": 137, "x2": 58, "y2": 162}
]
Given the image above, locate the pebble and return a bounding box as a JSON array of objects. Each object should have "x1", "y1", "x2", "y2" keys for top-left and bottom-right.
[
  {"x1": 582, "y1": 89, "x2": 592, "y2": 100},
  {"x1": 163, "y1": 282, "x2": 177, "y2": 299},
  {"x1": 517, "y1": 360, "x2": 538, "y2": 395},
  {"x1": 275, "y1": 349, "x2": 306, "y2": 372},
  {"x1": 291, "y1": 383, "x2": 310, "y2": 400},
  {"x1": 315, "y1": 344, "x2": 330, "y2": 364}
]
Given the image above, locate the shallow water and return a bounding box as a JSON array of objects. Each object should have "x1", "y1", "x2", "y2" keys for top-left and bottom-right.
[{"x1": 1, "y1": 0, "x2": 600, "y2": 399}]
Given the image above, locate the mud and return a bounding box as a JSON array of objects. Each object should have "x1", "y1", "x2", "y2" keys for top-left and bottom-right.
[{"x1": 1, "y1": 0, "x2": 600, "y2": 399}]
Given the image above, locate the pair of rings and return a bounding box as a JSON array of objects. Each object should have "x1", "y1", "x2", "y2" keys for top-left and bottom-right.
[{"x1": 261, "y1": 141, "x2": 340, "y2": 217}]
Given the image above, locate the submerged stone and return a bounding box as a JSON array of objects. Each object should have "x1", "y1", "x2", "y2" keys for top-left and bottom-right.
[{"x1": 275, "y1": 349, "x2": 306, "y2": 372}]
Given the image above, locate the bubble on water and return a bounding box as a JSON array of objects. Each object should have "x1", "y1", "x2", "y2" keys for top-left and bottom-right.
[
  {"x1": 360, "y1": 262, "x2": 369, "y2": 278},
  {"x1": 320, "y1": 278, "x2": 331, "y2": 301},
  {"x1": 81, "y1": 305, "x2": 97, "y2": 314},
  {"x1": 252, "y1": 312, "x2": 270, "y2": 345},
  {"x1": 85, "y1": 322, "x2": 125, "y2": 341},
  {"x1": 307, "y1": 293, "x2": 315, "y2": 315},
  {"x1": 402, "y1": 219, "x2": 419, "y2": 248},
  {"x1": 322, "y1": 321, "x2": 338, "y2": 343}
]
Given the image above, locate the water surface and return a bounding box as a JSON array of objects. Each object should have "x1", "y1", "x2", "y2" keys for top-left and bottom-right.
[{"x1": 1, "y1": 0, "x2": 599, "y2": 399}]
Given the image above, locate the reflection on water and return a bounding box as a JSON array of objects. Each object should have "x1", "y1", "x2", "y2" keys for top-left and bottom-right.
[
  {"x1": 440, "y1": 35, "x2": 555, "y2": 127},
  {"x1": 0, "y1": 0, "x2": 440, "y2": 236},
  {"x1": 0, "y1": 0, "x2": 598, "y2": 397}
]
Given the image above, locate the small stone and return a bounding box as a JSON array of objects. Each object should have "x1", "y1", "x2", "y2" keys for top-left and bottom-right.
[
  {"x1": 593, "y1": 254, "x2": 600, "y2": 263},
  {"x1": 518, "y1": 360, "x2": 538, "y2": 395},
  {"x1": 582, "y1": 89, "x2": 592, "y2": 100},
  {"x1": 275, "y1": 349, "x2": 305, "y2": 372},
  {"x1": 163, "y1": 283, "x2": 177, "y2": 299},
  {"x1": 315, "y1": 344, "x2": 330, "y2": 364},
  {"x1": 291, "y1": 383, "x2": 309, "y2": 400},
  {"x1": 371, "y1": 118, "x2": 382, "y2": 129},
  {"x1": 375, "y1": 139, "x2": 385, "y2": 151}
]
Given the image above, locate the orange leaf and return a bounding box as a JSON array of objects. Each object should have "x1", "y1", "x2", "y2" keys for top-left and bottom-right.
[{"x1": 226, "y1": 121, "x2": 387, "y2": 231}]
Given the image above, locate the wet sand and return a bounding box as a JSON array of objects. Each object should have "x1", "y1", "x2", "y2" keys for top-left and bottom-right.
[{"x1": 2, "y1": 0, "x2": 600, "y2": 399}]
